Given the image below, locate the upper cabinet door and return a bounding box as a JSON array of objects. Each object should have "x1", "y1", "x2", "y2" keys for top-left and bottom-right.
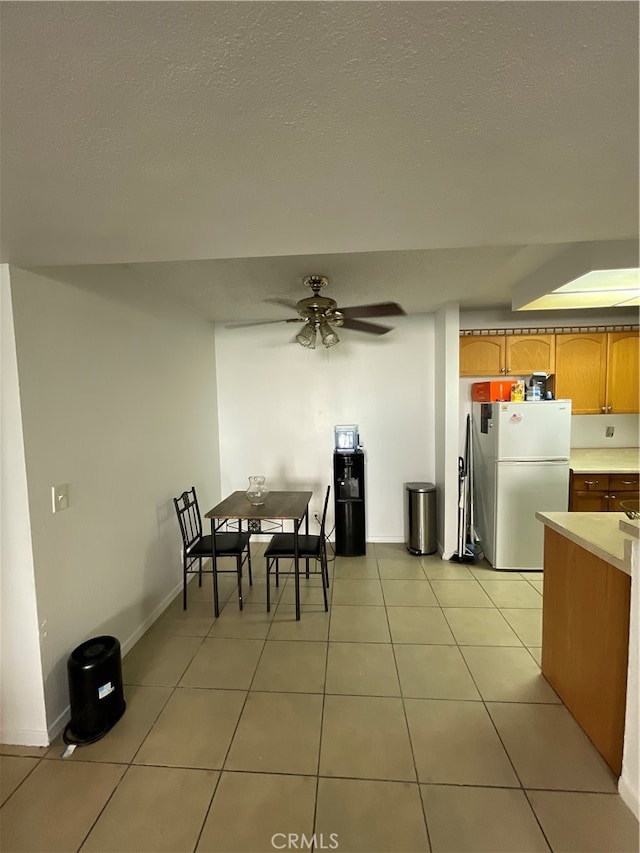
[
  {"x1": 506, "y1": 335, "x2": 555, "y2": 375},
  {"x1": 555, "y1": 333, "x2": 607, "y2": 414},
  {"x1": 607, "y1": 331, "x2": 639, "y2": 414},
  {"x1": 459, "y1": 336, "x2": 505, "y2": 376}
]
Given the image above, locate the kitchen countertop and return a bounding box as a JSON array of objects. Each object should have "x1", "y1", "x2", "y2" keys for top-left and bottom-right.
[
  {"x1": 536, "y1": 511, "x2": 636, "y2": 576},
  {"x1": 569, "y1": 447, "x2": 640, "y2": 474}
]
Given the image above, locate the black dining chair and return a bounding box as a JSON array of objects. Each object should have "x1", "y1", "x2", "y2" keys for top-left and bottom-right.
[
  {"x1": 174, "y1": 486, "x2": 252, "y2": 617},
  {"x1": 264, "y1": 485, "x2": 331, "y2": 613}
]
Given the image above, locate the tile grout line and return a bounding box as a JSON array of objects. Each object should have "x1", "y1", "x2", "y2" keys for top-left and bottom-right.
[
  {"x1": 443, "y1": 581, "x2": 558, "y2": 853},
  {"x1": 311, "y1": 550, "x2": 334, "y2": 846},
  {"x1": 193, "y1": 544, "x2": 275, "y2": 852},
  {"x1": 384, "y1": 551, "x2": 434, "y2": 850}
]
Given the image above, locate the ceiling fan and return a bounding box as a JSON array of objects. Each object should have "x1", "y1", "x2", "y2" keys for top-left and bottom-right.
[{"x1": 226, "y1": 275, "x2": 406, "y2": 349}]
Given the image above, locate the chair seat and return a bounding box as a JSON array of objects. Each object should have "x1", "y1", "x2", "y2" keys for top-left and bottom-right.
[
  {"x1": 187, "y1": 531, "x2": 251, "y2": 558},
  {"x1": 264, "y1": 533, "x2": 322, "y2": 559}
]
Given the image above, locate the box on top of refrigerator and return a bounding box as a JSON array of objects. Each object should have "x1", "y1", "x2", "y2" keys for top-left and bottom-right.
[{"x1": 472, "y1": 381, "x2": 511, "y2": 402}]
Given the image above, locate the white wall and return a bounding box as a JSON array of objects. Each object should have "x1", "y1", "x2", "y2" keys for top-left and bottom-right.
[
  {"x1": 8, "y1": 266, "x2": 221, "y2": 738},
  {"x1": 570, "y1": 414, "x2": 639, "y2": 448},
  {"x1": 434, "y1": 303, "x2": 460, "y2": 557},
  {"x1": 215, "y1": 315, "x2": 435, "y2": 542},
  {"x1": 0, "y1": 266, "x2": 48, "y2": 745},
  {"x1": 460, "y1": 308, "x2": 638, "y2": 331}
]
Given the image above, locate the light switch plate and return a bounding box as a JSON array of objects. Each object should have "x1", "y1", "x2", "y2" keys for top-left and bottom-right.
[{"x1": 52, "y1": 483, "x2": 69, "y2": 513}]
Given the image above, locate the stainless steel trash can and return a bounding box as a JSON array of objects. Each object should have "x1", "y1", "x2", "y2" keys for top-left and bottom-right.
[{"x1": 405, "y1": 482, "x2": 437, "y2": 555}]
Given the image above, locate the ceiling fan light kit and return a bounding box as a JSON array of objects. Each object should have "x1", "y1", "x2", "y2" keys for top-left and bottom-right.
[
  {"x1": 295, "y1": 323, "x2": 317, "y2": 349},
  {"x1": 226, "y1": 274, "x2": 406, "y2": 349},
  {"x1": 319, "y1": 320, "x2": 340, "y2": 348}
]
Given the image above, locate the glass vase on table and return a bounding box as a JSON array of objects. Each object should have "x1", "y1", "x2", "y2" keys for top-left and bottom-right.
[{"x1": 246, "y1": 476, "x2": 269, "y2": 506}]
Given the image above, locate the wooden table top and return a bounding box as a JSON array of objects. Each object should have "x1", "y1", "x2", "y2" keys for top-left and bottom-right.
[{"x1": 205, "y1": 490, "x2": 313, "y2": 521}]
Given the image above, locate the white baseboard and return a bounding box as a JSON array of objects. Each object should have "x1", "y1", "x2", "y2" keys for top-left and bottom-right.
[
  {"x1": 367, "y1": 537, "x2": 405, "y2": 543},
  {"x1": 119, "y1": 578, "x2": 184, "y2": 658}
]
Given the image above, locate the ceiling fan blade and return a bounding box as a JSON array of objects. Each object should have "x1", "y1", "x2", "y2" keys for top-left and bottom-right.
[
  {"x1": 339, "y1": 302, "x2": 406, "y2": 319},
  {"x1": 225, "y1": 317, "x2": 300, "y2": 329},
  {"x1": 341, "y1": 318, "x2": 394, "y2": 335},
  {"x1": 264, "y1": 297, "x2": 299, "y2": 311}
]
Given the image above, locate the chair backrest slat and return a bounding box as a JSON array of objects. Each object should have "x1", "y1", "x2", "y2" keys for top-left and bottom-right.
[
  {"x1": 319, "y1": 485, "x2": 331, "y2": 540},
  {"x1": 174, "y1": 486, "x2": 203, "y2": 551}
]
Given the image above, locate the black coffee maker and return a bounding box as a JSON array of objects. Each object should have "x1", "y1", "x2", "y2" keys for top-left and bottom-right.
[{"x1": 529, "y1": 372, "x2": 550, "y2": 399}]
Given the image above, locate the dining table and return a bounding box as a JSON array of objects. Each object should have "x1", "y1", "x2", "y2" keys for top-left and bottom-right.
[{"x1": 205, "y1": 490, "x2": 313, "y2": 620}]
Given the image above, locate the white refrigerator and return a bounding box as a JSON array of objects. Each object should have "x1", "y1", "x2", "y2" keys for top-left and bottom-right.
[{"x1": 472, "y1": 400, "x2": 572, "y2": 571}]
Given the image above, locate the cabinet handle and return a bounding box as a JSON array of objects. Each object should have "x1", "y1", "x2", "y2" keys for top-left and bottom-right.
[
  {"x1": 584, "y1": 480, "x2": 599, "y2": 486},
  {"x1": 506, "y1": 367, "x2": 511, "y2": 373},
  {"x1": 607, "y1": 406, "x2": 612, "y2": 412},
  {"x1": 500, "y1": 367, "x2": 506, "y2": 374},
  {"x1": 610, "y1": 495, "x2": 616, "y2": 500},
  {"x1": 622, "y1": 480, "x2": 635, "y2": 485},
  {"x1": 601, "y1": 406, "x2": 606, "y2": 412}
]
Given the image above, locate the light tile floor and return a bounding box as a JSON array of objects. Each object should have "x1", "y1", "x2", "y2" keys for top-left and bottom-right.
[{"x1": 1, "y1": 543, "x2": 639, "y2": 852}]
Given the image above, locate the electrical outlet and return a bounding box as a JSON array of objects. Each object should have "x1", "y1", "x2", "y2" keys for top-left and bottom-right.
[
  {"x1": 606, "y1": 426, "x2": 615, "y2": 438},
  {"x1": 51, "y1": 483, "x2": 69, "y2": 513}
]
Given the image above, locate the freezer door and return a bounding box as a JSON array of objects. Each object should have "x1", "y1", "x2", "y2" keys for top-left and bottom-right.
[
  {"x1": 496, "y1": 401, "x2": 571, "y2": 461},
  {"x1": 493, "y1": 461, "x2": 569, "y2": 570}
]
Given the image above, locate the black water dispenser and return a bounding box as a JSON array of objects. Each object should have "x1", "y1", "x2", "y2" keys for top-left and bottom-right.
[{"x1": 333, "y1": 449, "x2": 366, "y2": 556}]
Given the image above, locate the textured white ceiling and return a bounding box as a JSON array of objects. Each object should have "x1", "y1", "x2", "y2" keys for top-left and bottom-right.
[{"x1": 1, "y1": 1, "x2": 638, "y2": 319}]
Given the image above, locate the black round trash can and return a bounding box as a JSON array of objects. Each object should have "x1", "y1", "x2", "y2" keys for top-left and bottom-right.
[{"x1": 65, "y1": 636, "x2": 126, "y2": 744}]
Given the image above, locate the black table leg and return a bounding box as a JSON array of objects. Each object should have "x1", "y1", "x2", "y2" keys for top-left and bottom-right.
[
  {"x1": 294, "y1": 517, "x2": 301, "y2": 621},
  {"x1": 236, "y1": 518, "x2": 243, "y2": 610},
  {"x1": 211, "y1": 519, "x2": 220, "y2": 618},
  {"x1": 305, "y1": 507, "x2": 310, "y2": 578}
]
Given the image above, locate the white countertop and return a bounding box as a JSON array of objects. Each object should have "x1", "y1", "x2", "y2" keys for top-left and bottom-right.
[
  {"x1": 536, "y1": 511, "x2": 636, "y2": 575},
  {"x1": 569, "y1": 447, "x2": 640, "y2": 474},
  {"x1": 620, "y1": 517, "x2": 640, "y2": 540}
]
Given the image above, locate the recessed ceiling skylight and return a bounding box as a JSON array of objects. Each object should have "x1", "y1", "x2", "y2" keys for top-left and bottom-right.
[
  {"x1": 556, "y1": 268, "x2": 639, "y2": 293},
  {"x1": 518, "y1": 267, "x2": 640, "y2": 310}
]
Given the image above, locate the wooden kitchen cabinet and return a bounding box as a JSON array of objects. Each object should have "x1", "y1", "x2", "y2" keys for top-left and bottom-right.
[
  {"x1": 459, "y1": 336, "x2": 504, "y2": 376},
  {"x1": 608, "y1": 473, "x2": 640, "y2": 512},
  {"x1": 555, "y1": 330, "x2": 639, "y2": 414},
  {"x1": 570, "y1": 490, "x2": 610, "y2": 512},
  {"x1": 541, "y1": 526, "x2": 631, "y2": 775},
  {"x1": 607, "y1": 332, "x2": 640, "y2": 414},
  {"x1": 569, "y1": 472, "x2": 609, "y2": 511},
  {"x1": 460, "y1": 334, "x2": 555, "y2": 377},
  {"x1": 554, "y1": 333, "x2": 606, "y2": 414},
  {"x1": 507, "y1": 335, "x2": 556, "y2": 374},
  {"x1": 569, "y1": 471, "x2": 639, "y2": 511}
]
